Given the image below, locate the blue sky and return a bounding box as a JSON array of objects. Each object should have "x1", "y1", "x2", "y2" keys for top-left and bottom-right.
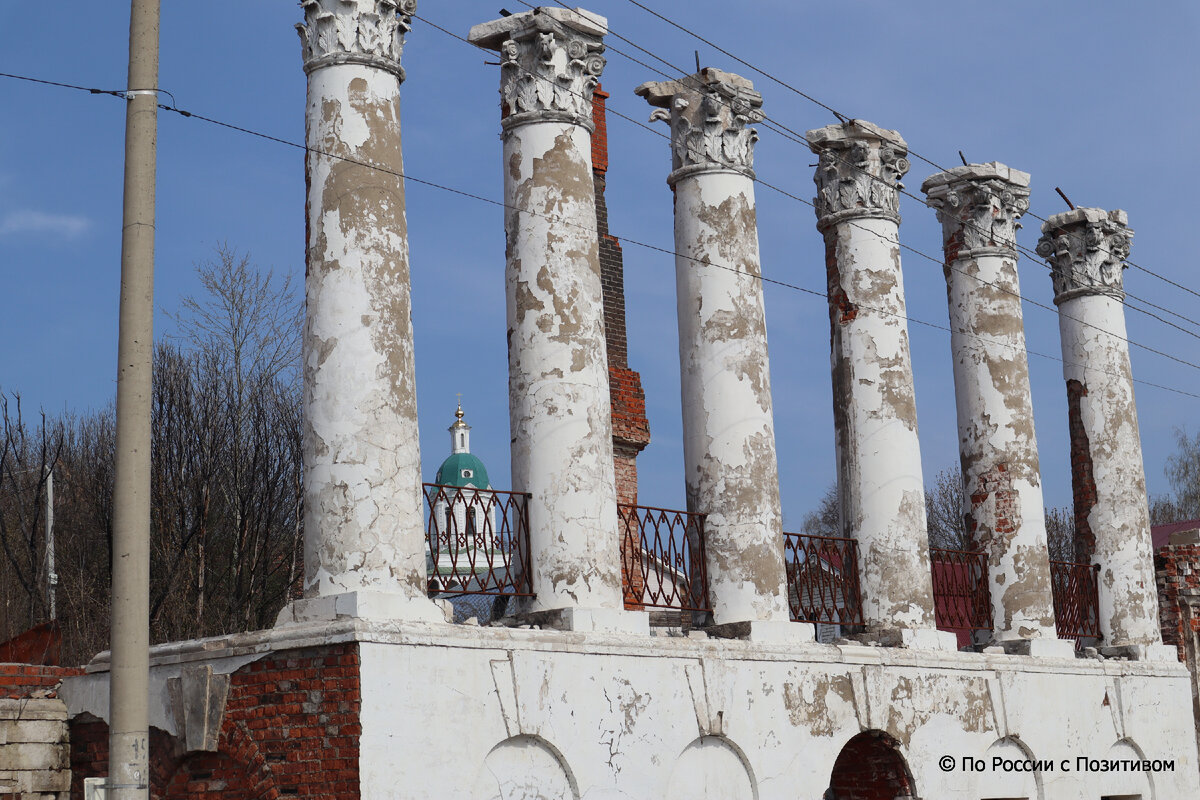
[{"x1": 3, "y1": 1, "x2": 1200, "y2": 528}]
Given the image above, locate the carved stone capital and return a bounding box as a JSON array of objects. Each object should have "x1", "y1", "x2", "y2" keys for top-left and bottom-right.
[
  {"x1": 921, "y1": 162, "x2": 1031, "y2": 258},
  {"x1": 806, "y1": 120, "x2": 909, "y2": 229},
  {"x1": 298, "y1": 0, "x2": 416, "y2": 79},
  {"x1": 1037, "y1": 208, "x2": 1133, "y2": 304},
  {"x1": 636, "y1": 68, "x2": 764, "y2": 184},
  {"x1": 469, "y1": 8, "x2": 608, "y2": 131}
]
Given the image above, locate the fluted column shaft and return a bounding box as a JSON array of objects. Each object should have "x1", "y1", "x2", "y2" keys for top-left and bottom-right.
[
  {"x1": 470, "y1": 8, "x2": 629, "y2": 621},
  {"x1": 807, "y1": 121, "x2": 939, "y2": 636},
  {"x1": 1038, "y1": 209, "x2": 1161, "y2": 648},
  {"x1": 923, "y1": 163, "x2": 1057, "y2": 644},
  {"x1": 638, "y1": 69, "x2": 792, "y2": 627},
  {"x1": 296, "y1": 0, "x2": 439, "y2": 621}
]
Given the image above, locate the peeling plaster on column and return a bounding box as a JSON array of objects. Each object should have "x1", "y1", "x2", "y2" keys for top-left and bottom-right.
[
  {"x1": 1038, "y1": 208, "x2": 1162, "y2": 647},
  {"x1": 806, "y1": 121, "x2": 937, "y2": 631},
  {"x1": 637, "y1": 69, "x2": 790, "y2": 625},
  {"x1": 922, "y1": 163, "x2": 1057, "y2": 642},
  {"x1": 299, "y1": 0, "x2": 434, "y2": 607},
  {"x1": 469, "y1": 9, "x2": 626, "y2": 613}
]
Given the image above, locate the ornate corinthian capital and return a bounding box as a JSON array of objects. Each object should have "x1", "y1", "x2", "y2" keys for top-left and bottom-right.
[
  {"x1": 635, "y1": 68, "x2": 764, "y2": 184},
  {"x1": 921, "y1": 162, "x2": 1031, "y2": 257},
  {"x1": 298, "y1": 0, "x2": 416, "y2": 79},
  {"x1": 806, "y1": 121, "x2": 909, "y2": 229},
  {"x1": 1036, "y1": 208, "x2": 1133, "y2": 304},
  {"x1": 469, "y1": 8, "x2": 608, "y2": 131}
]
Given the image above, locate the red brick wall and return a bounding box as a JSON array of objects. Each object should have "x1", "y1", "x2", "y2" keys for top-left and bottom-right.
[
  {"x1": 828, "y1": 732, "x2": 915, "y2": 800},
  {"x1": 1156, "y1": 544, "x2": 1200, "y2": 662},
  {"x1": 592, "y1": 85, "x2": 653, "y2": 609},
  {"x1": 0, "y1": 664, "x2": 82, "y2": 700},
  {"x1": 68, "y1": 643, "x2": 361, "y2": 799}
]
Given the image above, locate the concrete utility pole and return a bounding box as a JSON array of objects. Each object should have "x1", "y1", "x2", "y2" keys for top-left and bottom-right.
[{"x1": 109, "y1": 0, "x2": 158, "y2": 796}]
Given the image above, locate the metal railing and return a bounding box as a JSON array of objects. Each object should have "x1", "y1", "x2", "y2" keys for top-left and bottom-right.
[
  {"x1": 423, "y1": 483, "x2": 533, "y2": 597},
  {"x1": 930, "y1": 548, "x2": 992, "y2": 635},
  {"x1": 1050, "y1": 560, "x2": 1101, "y2": 643},
  {"x1": 783, "y1": 533, "x2": 863, "y2": 626},
  {"x1": 618, "y1": 504, "x2": 711, "y2": 613}
]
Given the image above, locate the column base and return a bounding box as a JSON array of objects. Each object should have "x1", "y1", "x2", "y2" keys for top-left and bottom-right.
[
  {"x1": 706, "y1": 619, "x2": 816, "y2": 644},
  {"x1": 854, "y1": 627, "x2": 959, "y2": 652},
  {"x1": 503, "y1": 607, "x2": 650, "y2": 634},
  {"x1": 1099, "y1": 643, "x2": 1180, "y2": 663},
  {"x1": 999, "y1": 638, "x2": 1078, "y2": 659},
  {"x1": 275, "y1": 591, "x2": 449, "y2": 627}
]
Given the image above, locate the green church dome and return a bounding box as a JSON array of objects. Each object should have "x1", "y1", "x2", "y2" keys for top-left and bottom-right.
[{"x1": 435, "y1": 451, "x2": 490, "y2": 489}]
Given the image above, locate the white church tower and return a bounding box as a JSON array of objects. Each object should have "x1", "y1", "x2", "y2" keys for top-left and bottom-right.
[{"x1": 429, "y1": 402, "x2": 499, "y2": 592}]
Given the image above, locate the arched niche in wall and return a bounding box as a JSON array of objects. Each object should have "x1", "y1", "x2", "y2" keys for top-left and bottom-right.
[
  {"x1": 472, "y1": 734, "x2": 579, "y2": 800},
  {"x1": 826, "y1": 730, "x2": 917, "y2": 800},
  {"x1": 978, "y1": 737, "x2": 1042, "y2": 800},
  {"x1": 1095, "y1": 739, "x2": 1154, "y2": 800},
  {"x1": 664, "y1": 735, "x2": 757, "y2": 800}
]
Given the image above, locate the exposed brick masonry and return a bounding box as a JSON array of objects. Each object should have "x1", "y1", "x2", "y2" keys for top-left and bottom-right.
[
  {"x1": 1066, "y1": 379, "x2": 1098, "y2": 561},
  {"x1": 593, "y1": 87, "x2": 651, "y2": 608},
  {"x1": 0, "y1": 664, "x2": 82, "y2": 700},
  {"x1": 69, "y1": 643, "x2": 361, "y2": 799},
  {"x1": 1155, "y1": 543, "x2": 1200, "y2": 769}
]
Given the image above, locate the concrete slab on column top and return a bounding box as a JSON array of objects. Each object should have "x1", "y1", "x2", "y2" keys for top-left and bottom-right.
[
  {"x1": 1043, "y1": 206, "x2": 1128, "y2": 230},
  {"x1": 468, "y1": 6, "x2": 607, "y2": 49},
  {"x1": 635, "y1": 66, "x2": 757, "y2": 107},
  {"x1": 920, "y1": 161, "x2": 1030, "y2": 193},
  {"x1": 805, "y1": 119, "x2": 906, "y2": 149}
]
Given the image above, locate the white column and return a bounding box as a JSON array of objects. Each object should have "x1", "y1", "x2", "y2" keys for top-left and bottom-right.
[
  {"x1": 806, "y1": 121, "x2": 952, "y2": 649},
  {"x1": 922, "y1": 163, "x2": 1067, "y2": 655},
  {"x1": 1038, "y1": 209, "x2": 1170, "y2": 657},
  {"x1": 470, "y1": 8, "x2": 643, "y2": 633},
  {"x1": 280, "y1": 0, "x2": 441, "y2": 625},
  {"x1": 637, "y1": 69, "x2": 803, "y2": 641}
]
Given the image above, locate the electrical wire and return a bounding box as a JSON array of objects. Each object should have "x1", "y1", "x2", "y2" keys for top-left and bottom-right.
[
  {"x1": 528, "y1": 1, "x2": 1200, "y2": 344},
  {"x1": 3, "y1": 66, "x2": 1200, "y2": 400},
  {"x1": 412, "y1": 10, "x2": 1200, "y2": 375},
  {"x1": 618, "y1": 0, "x2": 1200, "y2": 303}
]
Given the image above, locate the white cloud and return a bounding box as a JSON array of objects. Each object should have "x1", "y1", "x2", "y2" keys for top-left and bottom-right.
[{"x1": 0, "y1": 210, "x2": 91, "y2": 239}]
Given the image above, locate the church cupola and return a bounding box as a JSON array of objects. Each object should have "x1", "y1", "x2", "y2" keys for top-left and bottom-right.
[{"x1": 450, "y1": 399, "x2": 471, "y2": 455}]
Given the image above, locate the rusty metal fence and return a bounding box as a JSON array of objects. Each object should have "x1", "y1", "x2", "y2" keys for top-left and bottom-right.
[
  {"x1": 1050, "y1": 560, "x2": 1101, "y2": 643},
  {"x1": 423, "y1": 483, "x2": 533, "y2": 597},
  {"x1": 618, "y1": 504, "x2": 711, "y2": 613},
  {"x1": 930, "y1": 548, "x2": 992, "y2": 635},
  {"x1": 783, "y1": 533, "x2": 863, "y2": 626}
]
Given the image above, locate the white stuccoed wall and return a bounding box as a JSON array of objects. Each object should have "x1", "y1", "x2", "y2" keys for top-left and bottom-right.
[
  {"x1": 350, "y1": 624, "x2": 1196, "y2": 799},
  {"x1": 636, "y1": 69, "x2": 793, "y2": 631},
  {"x1": 56, "y1": 621, "x2": 1200, "y2": 799},
  {"x1": 1039, "y1": 209, "x2": 1163, "y2": 650},
  {"x1": 922, "y1": 163, "x2": 1059, "y2": 646}
]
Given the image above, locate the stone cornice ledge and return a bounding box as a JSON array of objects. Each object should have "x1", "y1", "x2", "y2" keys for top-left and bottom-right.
[{"x1": 78, "y1": 620, "x2": 1187, "y2": 679}]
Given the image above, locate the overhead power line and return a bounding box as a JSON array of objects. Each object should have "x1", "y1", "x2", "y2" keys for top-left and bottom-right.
[
  {"x1": 617, "y1": 0, "x2": 1200, "y2": 304},
  {"x1": 411, "y1": 10, "x2": 1200, "y2": 376},
  {"x1": 3, "y1": 67, "x2": 1200, "y2": 402},
  {"x1": 532, "y1": 0, "x2": 1200, "y2": 343}
]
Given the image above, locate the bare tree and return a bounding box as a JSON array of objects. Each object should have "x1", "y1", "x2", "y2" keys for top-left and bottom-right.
[
  {"x1": 800, "y1": 483, "x2": 839, "y2": 538},
  {"x1": 925, "y1": 466, "x2": 969, "y2": 551},
  {"x1": 0, "y1": 394, "x2": 65, "y2": 640}
]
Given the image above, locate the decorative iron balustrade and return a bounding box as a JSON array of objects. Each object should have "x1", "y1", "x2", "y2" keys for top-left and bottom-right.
[
  {"x1": 1049, "y1": 560, "x2": 1101, "y2": 644},
  {"x1": 783, "y1": 533, "x2": 864, "y2": 627},
  {"x1": 930, "y1": 548, "x2": 992, "y2": 636},
  {"x1": 423, "y1": 483, "x2": 533, "y2": 597},
  {"x1": 618, "y1": 504, "x2": 711, "y2": 613}
]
